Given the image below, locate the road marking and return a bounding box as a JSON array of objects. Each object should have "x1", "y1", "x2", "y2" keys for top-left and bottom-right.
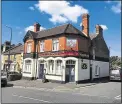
[
  {"x1": 12, "y1": 94, "x2": 52, "y2": 103},
  {"x1": 75, "y1": 93, "x2": 111, "y2": 99},
  {"x1": 115, "y1": 95, "x2": 121, "y2": 100}
]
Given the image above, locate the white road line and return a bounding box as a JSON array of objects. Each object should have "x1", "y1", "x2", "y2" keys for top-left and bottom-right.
[
  {"x1": 115, "y1": 95, "x2": 121, "y2": 99},
  {"x1": 75, "y1": 93, "x2": 111, "y2": 99},
  {"x1": 12, "y1": 94, "x2": 52, "y2": 103}
]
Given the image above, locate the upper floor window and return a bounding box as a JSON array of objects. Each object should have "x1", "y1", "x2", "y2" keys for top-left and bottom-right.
[
  {"x1": 52, "y1": 38, "x2": 59, "y2": 51},
  {"x1": 40, "y1": 41, "x2": 44, "y2": 52},
  {"x1": 27, "y1": 43, "x2": 32, "y2": 53}
]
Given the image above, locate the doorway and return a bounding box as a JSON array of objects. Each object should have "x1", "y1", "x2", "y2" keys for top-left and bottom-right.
[
  {"x1": 66, "y1": 60, "x2": 75, "y2": 82},
  {"x1": 39, "y1": 64, "x2": 44, "y2": 79}
]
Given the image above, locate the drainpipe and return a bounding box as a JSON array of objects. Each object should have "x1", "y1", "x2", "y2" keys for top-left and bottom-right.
[{"x1": 35, "y1": 40, "x2": 38, "y2": 80}]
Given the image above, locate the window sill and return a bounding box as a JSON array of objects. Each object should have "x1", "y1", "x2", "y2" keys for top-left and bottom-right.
[
  {"x1": 23, "y1": 72, "x2": 31, "y2": 74},
  {"x1": 46, "y1": 73, "x2": 62, "y2": 76},
  {"x1": 52, "y1": 50, "x2": 59, "y2": 52}
]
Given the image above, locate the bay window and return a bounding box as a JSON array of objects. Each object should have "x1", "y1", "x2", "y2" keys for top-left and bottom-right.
[
  {"x1": 56, "y1": 60, "x2": 62, "y2": 75},
  {"x1": 48, "y1": 60, "x2": 54, "y2": 74},
  {"x1": 24, "y1": 60, "x2": 31, "y2": 73},
  {"x1": 52, "y1": 38, "x2": 59, "y2": 51}
]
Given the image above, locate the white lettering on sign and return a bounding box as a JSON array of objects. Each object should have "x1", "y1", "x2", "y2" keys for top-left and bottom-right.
[{"x1": 67, "y1": 38, "x2": 77, "y2": 48}]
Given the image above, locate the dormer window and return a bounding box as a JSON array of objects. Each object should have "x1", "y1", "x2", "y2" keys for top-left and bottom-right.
[
  {"x1": 52, "y1": 38, "x2": 59, "y2": 51},
  {"x1": 40, "y1": 41, "x2": 44, "y2": 52},
  {"x1": 27, "y1": 43, "x2": 32, "y2": 53}
]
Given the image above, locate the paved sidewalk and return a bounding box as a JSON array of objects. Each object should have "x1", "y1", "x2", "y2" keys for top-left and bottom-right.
[{"x1": 8, "y1": 78, "x2": 109, "y2": 92}]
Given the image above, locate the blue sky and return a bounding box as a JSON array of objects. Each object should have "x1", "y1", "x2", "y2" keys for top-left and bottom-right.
[{"x1": 2, "y1": 1, "x2": 121, "y2": 56}]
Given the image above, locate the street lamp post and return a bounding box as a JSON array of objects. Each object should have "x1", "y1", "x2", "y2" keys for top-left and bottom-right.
[{"x1": 5, "y1": 25, "x2": 12, "y2": 72}]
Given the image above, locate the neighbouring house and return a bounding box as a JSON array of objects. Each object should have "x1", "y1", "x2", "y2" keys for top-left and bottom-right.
[
  {"x1": 2, "y1": 43, "x2": 24, "y2": 72},
  {"x1": 22, "y1": 13, "x2": 109, "y2": 83},
  {"x1": 1, "y1": 41, "x2": 15, "y2": 69}
]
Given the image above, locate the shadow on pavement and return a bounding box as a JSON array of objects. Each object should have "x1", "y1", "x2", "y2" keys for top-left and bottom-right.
[{"x1": 1, "y1": 83, "x2": 14, "y2": 88}]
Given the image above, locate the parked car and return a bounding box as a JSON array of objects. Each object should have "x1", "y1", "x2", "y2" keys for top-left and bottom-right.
[
  {"x1": 110, "y1": 68, "x2": 121, "y2": 81},
  {"x1": 1, "y1": 70, "x2": 7, "y2": 87},
  {"x1": 7, "y1": 71, "x2": 22, "y2": 81}
]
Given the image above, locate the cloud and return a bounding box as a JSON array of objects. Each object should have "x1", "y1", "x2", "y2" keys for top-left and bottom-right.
[
  {"x1": 105, "y1": 1, "x2": 121, "y2": 14},
  {"x1": 80, "y1": 22, "x2": 82, "y2": 26},
  {"x1": 25, "y1": 25, "x2": 46, "y2": 32},
  {"x1": 29, "y1": 6, "x2": 35, "y2": 11},
  {"x1": 35, "y1": 1, "x2": 89, "y2": 24},
  {"x1": 111, "y1": 1, "x2": 121, "y2": 14},
  {"x1": 100, "y1": 25, "x2": 108, "y2": 30},
  {"x1": 105, "y1": 0, "x2": 112, "y2": 4}
]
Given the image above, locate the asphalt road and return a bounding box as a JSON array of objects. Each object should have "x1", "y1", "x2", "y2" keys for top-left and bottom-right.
[{"x1": 1, "y1": 82, "x2": 121, "y2": 103}]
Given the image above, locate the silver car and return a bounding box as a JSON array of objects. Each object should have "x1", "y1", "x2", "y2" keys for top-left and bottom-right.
[{"x1": 110, "y1": 68, "x2": 121, "y2": 81}]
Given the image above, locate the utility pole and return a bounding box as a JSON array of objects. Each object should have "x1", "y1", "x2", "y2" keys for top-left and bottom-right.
[
  {"x1": 5, "y1": 25, "x2": 12, "y2": 73},
  {"x1": 109, "y1": 46, "x2": 111, "y2": 75}
]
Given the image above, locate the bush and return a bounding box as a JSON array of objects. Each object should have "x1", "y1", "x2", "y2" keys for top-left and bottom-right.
[{"x1": 8, "y1": 73, "x2": 22, "y2": 81}]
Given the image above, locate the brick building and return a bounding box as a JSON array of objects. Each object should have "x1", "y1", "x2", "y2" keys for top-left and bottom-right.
[{"x1": 22, "y1": 13, "x2": 109, "y2": 83}]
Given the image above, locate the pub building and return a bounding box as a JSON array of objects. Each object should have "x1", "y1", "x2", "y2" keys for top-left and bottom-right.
[{"x1": 22, "y1": 13, "x2": 109, "y2": 84}]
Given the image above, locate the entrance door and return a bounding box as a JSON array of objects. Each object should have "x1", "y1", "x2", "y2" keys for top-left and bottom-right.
[
  {"x1": 39, "y1": 64, "x2": 44, "y2": 79},
  {"x1": 69, "y1": 65, "x2": 75, "y2": 82},
  {"x1": 66, "y1": 60, "x2": 75, "y2": 82}
]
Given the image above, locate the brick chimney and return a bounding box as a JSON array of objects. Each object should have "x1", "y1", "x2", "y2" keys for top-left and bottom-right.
[
  {"x1": 34, "y1": 22, "x2": 40, "y2": 32},
  {"x1": 81, "y1": 13, "x2": 89, "y2": 37},
  {"x1": 95, "y1": 24, "x2": 103, "y2": 35}
]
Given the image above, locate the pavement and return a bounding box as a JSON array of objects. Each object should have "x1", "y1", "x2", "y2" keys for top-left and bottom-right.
[
  {"x1": 1, "y1": 81, "x2": 121, "y2": 103},
  {"x1": 7, "y1": 79, "x2": 111, "y2": 92}
]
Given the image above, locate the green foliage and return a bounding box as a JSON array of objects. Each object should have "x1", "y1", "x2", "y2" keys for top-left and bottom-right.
[{"x1": 110, "y1": 56, "x2": 121, "y2": 68}]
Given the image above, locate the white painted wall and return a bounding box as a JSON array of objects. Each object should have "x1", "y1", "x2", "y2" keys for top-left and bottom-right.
[
  {"x1": 45, "y1": 75, "x2": 62, "y2": 81},
  {"x1": 78, "y1": 59, "x2": 90, "y2": 81},
  {"x1": 91, "y1": 60, "x2": 109, "y2": 79}
]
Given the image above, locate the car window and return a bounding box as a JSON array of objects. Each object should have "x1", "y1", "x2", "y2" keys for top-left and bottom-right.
[{"x1": 111, "y1": 69, "x2": 120, "y2": 74}]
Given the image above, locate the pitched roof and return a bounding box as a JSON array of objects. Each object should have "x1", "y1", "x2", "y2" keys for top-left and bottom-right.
[
  {"x1": 3, "y1": 44, "x2": 24, "y2": 55},
  {"x1": 24, "y1": 23, "x2": 88, "y2": 41}
]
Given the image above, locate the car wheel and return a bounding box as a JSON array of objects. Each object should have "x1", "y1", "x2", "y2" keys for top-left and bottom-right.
[{"x1": 3, "y1": 81, "x2": 7, "y2": 87}]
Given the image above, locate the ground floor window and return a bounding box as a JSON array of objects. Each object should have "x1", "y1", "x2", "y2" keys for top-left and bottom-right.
[
  {"x1": 66, "y1": 60, "x2": 75, "y2": 65},
  {"x1": 24, "y1": 60, "x2": 31, "y2": 73},
  {"x1": 48, "y1": 60, "x2": 54, "y2": 74},
  {"x1": 56, "y1": 60, "x2": 62, "y2": 75},
  {"x1": 95, "y1": 65, "x2": 99, "y2": 76}
]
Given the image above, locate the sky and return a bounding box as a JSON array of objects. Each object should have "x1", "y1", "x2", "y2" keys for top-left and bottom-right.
[{"x1": 2, "y1": 1, "x2": 121, "y2": 57}]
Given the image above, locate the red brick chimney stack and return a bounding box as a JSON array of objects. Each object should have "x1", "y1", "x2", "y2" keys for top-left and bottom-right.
[
  {"x1": 96, "y1": 24, "x2": 103, "y2": 35},
  {"x1": 34, "y1": 22, "x2": 40, "y2": 32},
  {"x1": 81, "y1": 13, "x2": 90, "y2": 37}
]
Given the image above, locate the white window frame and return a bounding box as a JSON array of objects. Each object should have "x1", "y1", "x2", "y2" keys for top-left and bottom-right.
[
  {"x1": 24, "y1": 60, "x2": 31, "y2": 73},
  {"x1": 95, "y1": 65, "x2": 99, "y2": 76},
  {"x1": 40, "y1": 41, "x2": 44, "y2": 52},
  {"x1": 52, "y1": 38, "x2": 59, "y2": 51},
  {"x1": 48, "y1": 60, "x2": 54, "y2": 74},
  {"x1": 56, "y1": 60, "x2": 62, "y2": 75},
  {"x1": 27, "y1": 43, "x2": 32, "y2": 53}
]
